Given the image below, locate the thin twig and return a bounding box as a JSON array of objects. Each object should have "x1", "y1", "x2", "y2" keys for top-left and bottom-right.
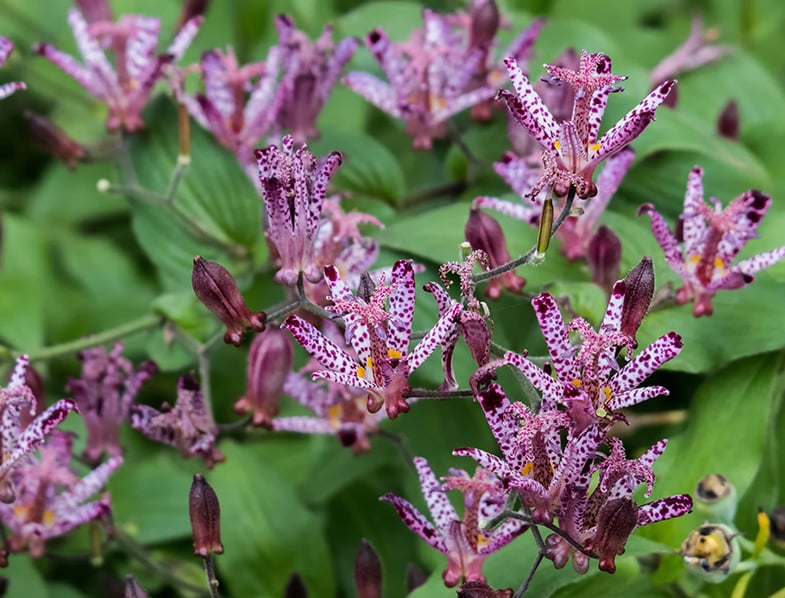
[
  {"x1": 406, "y1": 388, "x2": 475, "y2": 399},
  {"x1": 202, "y1": 555, "x2": 222, "y2": 598}
]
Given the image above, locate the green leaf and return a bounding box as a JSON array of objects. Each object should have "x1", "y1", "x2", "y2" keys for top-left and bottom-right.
[
  {"x1": 212, "y1": 440, "x2": 335, "y2": 597},
  {"x1": 310, "y1": 128, "x2": 407, "y2": 205},
  {"x1": 638, "y1": 352, "x2": 785, "y2": 549}
]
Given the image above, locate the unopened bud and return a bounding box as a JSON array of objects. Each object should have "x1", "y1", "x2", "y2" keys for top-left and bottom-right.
[
  {"x1": 717, "y1": 100, "x2": 739, "y2": 140},
  {"x1": 357, "y1": 272, "x2": 376, "y2": 304},
  {"x1": 24, "y1": 111, "x2": 89, "y2": 170},
  {"x1": 284, "y1": 573, "x2": 308, "y2": 598},
  {"x1": 695, "y1": 473, "x2": 736, "y2": 523},
  {"x1": 189, "y1": 474, "x2": 223, "y2": 557},
  {"x1": 680, "y1": 523, "x2": 740, "y2": 583},
  {"x1": 406, "y1": 562, "x2": 427, "y2": 593},
  {"x1": 468, "y1": 0, "x2": 500, "y2": 51},
  {"x1": 465, "y1": 208, "x2": 525, "y2": 299},
  {"x1": 176, "y1": 0, "x2": 209, "y2": 32},
  {"x1": 354, "y1": 539, "x2": 382, "y2": 598},
  {"x1": 591, "y1": 497, "x2": 639, "y2": 574},
  {"x1": 770, "y1": 506, "x2": 785, "y2": 548},
  {"x1": 74, "y1": 0, "x2": 113, "y2": 24},
  {"x1": 234, "y1": 326, "x2": 293, "y2": 427},
  {"x1": 124, "y1": 575, "x2": 149, "y2": 598},
  {"x1": 457, "y1": 581, "x2": 513, "y2": 598},
  {"x1": 192, "y1": 256, "x2": 266, "y2": 346},
  {"x1": 458, "y1": 311, "x2": 491, "y2": 367},
  {"x1": 619, "y1": 257, "x2": 655, "y2": 345},
  {"x1": 586, "y1": 225, "x2": 622, "y2": 293}
]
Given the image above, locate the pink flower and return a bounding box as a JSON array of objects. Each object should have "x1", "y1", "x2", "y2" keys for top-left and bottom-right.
[
  {"x1": 0, "y1": 36, "x2": 25, "y2": 100},
  {"x1": 639, "y1": 166, "x2": 785, "y2": 316}
]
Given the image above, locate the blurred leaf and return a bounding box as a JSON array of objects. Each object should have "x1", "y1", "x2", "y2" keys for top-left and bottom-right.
[
  {"x1": 335, "y1": 1, "x2": 424, "y2": 42},
  {"x1": 212, "y1": 440, "x2": 335, "y2": 598},
  {"x1": 638, "y1": 351, "x2": 785, "y2": 548},
  {"x1": 3, "y1": 555, "x2": 47, "y2": 597},
  {"x1": 310, "y1": 128, "x2": 407, "y2": 205}
]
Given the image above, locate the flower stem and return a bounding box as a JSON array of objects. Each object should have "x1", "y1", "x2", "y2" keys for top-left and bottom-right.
[
  {"x1": 472, "y1": 186, "x2": 577, "y2": 285},
  {"x1": 18, "y1": 314, "x2": 164, "y2": 363},
  {"x1": 405, "y1": 388, "x2": 475, "y2": 399},
  {"x1": 202, "y1": 555, "x2": 222, "y2": 598}
]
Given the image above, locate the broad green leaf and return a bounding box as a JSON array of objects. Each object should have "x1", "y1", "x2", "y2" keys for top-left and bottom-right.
[
  {"x1": 109, "y1": 452, "x2": 195, "y2": 545},
  {"x1": 212, "y1": 440, "x2": 335, "y2": 598},
  {"x1": 638, "y1": 352, "x2": 785, "y2": 549},
  {"x1": 335, "y1": 1, "x2": 424, "y2": 43},
  {"x1": 310, "y1": 128, "x2": 407, "y2": 205}
]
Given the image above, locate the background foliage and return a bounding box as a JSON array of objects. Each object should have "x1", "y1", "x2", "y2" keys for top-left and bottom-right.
[{"x1": 1, "y1": 0, "x2": 785, "y2": 596}]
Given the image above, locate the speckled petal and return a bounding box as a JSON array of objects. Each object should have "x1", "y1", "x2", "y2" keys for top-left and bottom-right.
[
  {"x1": 638, "y1": 203, "x2": 685, "y2": 272},
  {"x1": 343, "y1": 72, "x2": 401, "y2": 116},
  {"x1": 57, "y1": 456, "x2": 122, "y2": 507},
  {"x1": 283, "y1": 315, "x2": 358, "y2": 376},
  {"x1": 504, "y1": 351, "x2": 564, "y2": 401},
  {"x1": 529, "y1": 293, "x2": 579, "y2": 382},
  {"x1": 380, "y1": 493, "x2": 448, "y2": 553},
  {"x1": 599, "y1": 280, "x2": 625, "y2": 333},
  {"x1": 452, "y1": 447, "x2": 514, "y2": 480},
  {"x1": 272, "y1": 416, "x2": 336, "y2": 434},
  {"x1": 387, "y1": 260, "x2": 416, "y2": 355},
  {"x1": 480, "y1": 516, "x2": 529, "y2": 555},
  {"x1": 473, "y1": 197, "x2": 540, "y2": 223},
  {"x1": 728, "y1": 246, "x2": 785, "y2": 278},
  {"x1": 414, "y1": 457, "x2": 458, "y2": 535},
  {"x1": 593, "y1": 80, "x2": 676, "y2": 164},
  {"x1": 636, "y1": 494, "x2": 693, "y2": 527},
  {"x1": 680, "y1": 166, "x2": 708, "y2": 257},
  {"x1": 500, "y1": 58, "x2": 558, "y2": 149},
  {"x1": 407, "y1": 304, "x2": 460, "y2": 371},
  {"x1": 608, "y1": 332, "x2": 683, "y2": 400}
]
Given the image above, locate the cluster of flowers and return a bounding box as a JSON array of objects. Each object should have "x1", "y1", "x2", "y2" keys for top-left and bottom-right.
[{"x1": 3, "y1": 0, "x2": 785, "y2": 591}]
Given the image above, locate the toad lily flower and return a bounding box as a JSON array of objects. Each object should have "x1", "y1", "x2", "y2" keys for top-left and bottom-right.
[
  {"x1": 130, "y1": 374, "x2": 224, "y2": 468},
  {"x1": 639, "y1": 166, "x2": 785, "y2": 316},
  {"x1": 35, "y1": 8, "x2": 202, "y2": 131},
  {"x1": 0, "y1": 430, "x2": 121, "y2": 558},
  {"x1": 179, "y1": 45, "x2": 283, "y2": 167},
  {"x1": 381, "y1": 457, "x2": 526, "y2": 587},
  {"x1": 257, "y1": 135, "x2": 343, "y2": 286},
  {"x1": 0, "y1": 37, "x2": 25, "y2": 100},
  {"x1": 0, "y1": 356, "x2": 78, "y2": 504},
  {"x1": 343, "y1": 9, "x2": 498, "y2": 149},
  {"x1": 283, "y1": 260, "x2": 460, "y2": 419},
  {"x1": 504, "y1": 282, "x2": 683, "y2": 427},
  {"x1": 499, "y1": 51, "x2": 674, "y2": 198},
  {"x1": 66, "y1": 343, "x2": 157, "y2": 463},
  {"x1": 275, "y1": 14, "x2": 358, "y2": 144}
]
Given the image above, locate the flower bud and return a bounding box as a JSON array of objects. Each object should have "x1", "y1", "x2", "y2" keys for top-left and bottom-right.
[
  {"x1": 284, "y1": 573, "x2": 308, "y2": 598},
  {"x1": 176, "y1": 0, "x2": 209, "y2": 32},
  {"x1": 406, "y1": 562, "x2": 427, "y2": 593},
  {"x1": 233, "y1": 326, "x2": 293, "y2": 427},
  {"x1": 24, "y1": 111, "x2": 89, "y2": 170},
  {"x1": 192, "y1": 256, "x2": 266, "y2": 346},
  {"x1": 465, "y1": 208, "x2": 525, "y2": 299},
  {"x1": 189, "y1": 474, "x2": 224, "y2": 557},
  {"x1": 695, "y1": 473, "x2": 737, "y2": 523},
  {"x1": 717, "y1": 99, "x2": 739, "y2": 140},
  {"x1": 124, "y1": 574, "x2": 149, "y2": 598},
  {"x1": 457, "y1": 581, "x2": 513, "y2": 598},
  {"x1": 468, "y1": 0, "x2": 500, "y2": 52},
  {"x1": 458, "y1": 311, "x2": 491, "y2": 367},
  {"x1": 770, "y1": 506, "x2": 785, "y2": 548},
  {"x1": 619, "y1": 256, "x2": 655, "y2": 345},
  {"x1": 586, "y1": 225, "x2": 622, "y2": 293},
  {"x1": 680, "y1": 523, "x2": 740, "y2": 583},
  {"x1": 354, "y1": 539, "x2": 382, "y2": 598},
  {"x1": 74, "y1": 0, "x2": 113, "y2": 24},
  {"x1": 591, "y1": 497, "x2": 639, "y2": 573}
]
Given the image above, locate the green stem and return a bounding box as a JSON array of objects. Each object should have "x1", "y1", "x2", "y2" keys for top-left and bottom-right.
[
  {"x1": 406, "y1": 388, "x2": 474, "y2": 399},
  {"x1": 20, "y1": 314, "x2": 163, "y2": 362}
]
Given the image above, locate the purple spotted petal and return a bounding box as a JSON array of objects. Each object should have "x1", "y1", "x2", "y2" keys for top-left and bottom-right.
[
  {"x1": 608, "y1": 332, "x2": 683, "y2": 401},
  {"x1": 530, "y1": 293, "x2": 579, "y2": 382},
  {"x1": 414, "y1": 457, "x2": 458, "y2": 535},
  {"x1": 380, "y1": 492, "x2": 448, "y2": 553},
  {"x1": 636, "y1": 494, "x2": 693, "y2": 527},
  {"x1": 387, "y1": 260, "x2": 416, "y2": 355},
  {"x1": 283, "y1": 315, "x2": 357, "y2": 376},
  {"x1": 500, "y1": 58, "x2": 558, "y2": 149},
  {"x1": 407, "y1": 304, "x2": 461, "y2": 371}
]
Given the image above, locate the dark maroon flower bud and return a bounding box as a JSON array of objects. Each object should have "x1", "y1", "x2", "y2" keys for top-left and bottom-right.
[
  {"x1": 24, "y1": 112, "x2": 89, "y2": 170},
  {"x1": 354, "y1": 539, "x2": 382, "y2": 598},
  {"x1": 234, "y1": 326, "x2": 293, "y2": 427},
  {"x1": 16, "y1": 362, "x2": 46, "y2": 428},
  {"x1": 591, "y1": 497, "x2": 639, "y2": 573},
  {"x1": 192, "y1": 256, "x2": 266, "y2": 346},
  {"x1": 458, "y1": 311, "x2": 491, "y2": 367},
  {"x1": 176, "y1": 0, "x2": 209, "y2": 32},
  {"x1": 357, "y1": 271, "x2": 376, "y2": 304},
  {"x1": 586, "y1": 225, "x2": 622, "y2": 293},
  {"x1": 189, "y1": 474, "x2": 223, "y2": 557},
  {"x1": 770, "y1": 505, "x2": 785, "y2": 546},
  {"x1": 457, "y1": 581, "x2": 513, "y2": 598},
  {"x1": 619, "y1": 257, "x2": 655, "y2": 344},
  {"x1": 284, "y1": 573, "x2": 308, "y2": 598},
  {"x1": 406, "y1": 562, "x2": 427, "y2": 593},
  {"x1": 468, "y1": 0, "x2": 500, "y2": 52},
  {"x1": 717, "y1": 99, "x2": 739, "y2": 140},
  {"x1": 465, "y1": 208, "x2": 525, "y2": 299},
  {"x1": 124, "y1": 574, "x2": 149, "y2": 598},
  {"x1": 662, "y1": 81, "x2": 678, "y2": 108}
]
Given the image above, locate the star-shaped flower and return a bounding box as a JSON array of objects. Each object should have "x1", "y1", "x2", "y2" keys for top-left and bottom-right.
[
  {"x1": 0, "y1": 430, "x2": 121, "y2": 558},
  {"x1": 639, "y1": 166, "x2": 785, "y2": 316},
  {"x1": 283, "y1": 260, "x2": 459, "y2": 419},
  {"x1": 343, "y1": 9, "x2": 499, "y2": 149},
  {"x1": 130, "y1": 374, "x2": 224, "y2": 468},
  {"x1": 35, "y1": 8, "x2": 202, "y2": 131},
  {"x1": 257, "y1": 135, "x2": 343, "y2": 286},
  {"x1": 381, "y1": 457, "x2": 526, "y2": 587},
  {"x1": 499, "y1": 51, "x2": 674, "y2": 198},
  {"x1": 0, "y1": 36, "x2": 25, "y2": 100}
]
